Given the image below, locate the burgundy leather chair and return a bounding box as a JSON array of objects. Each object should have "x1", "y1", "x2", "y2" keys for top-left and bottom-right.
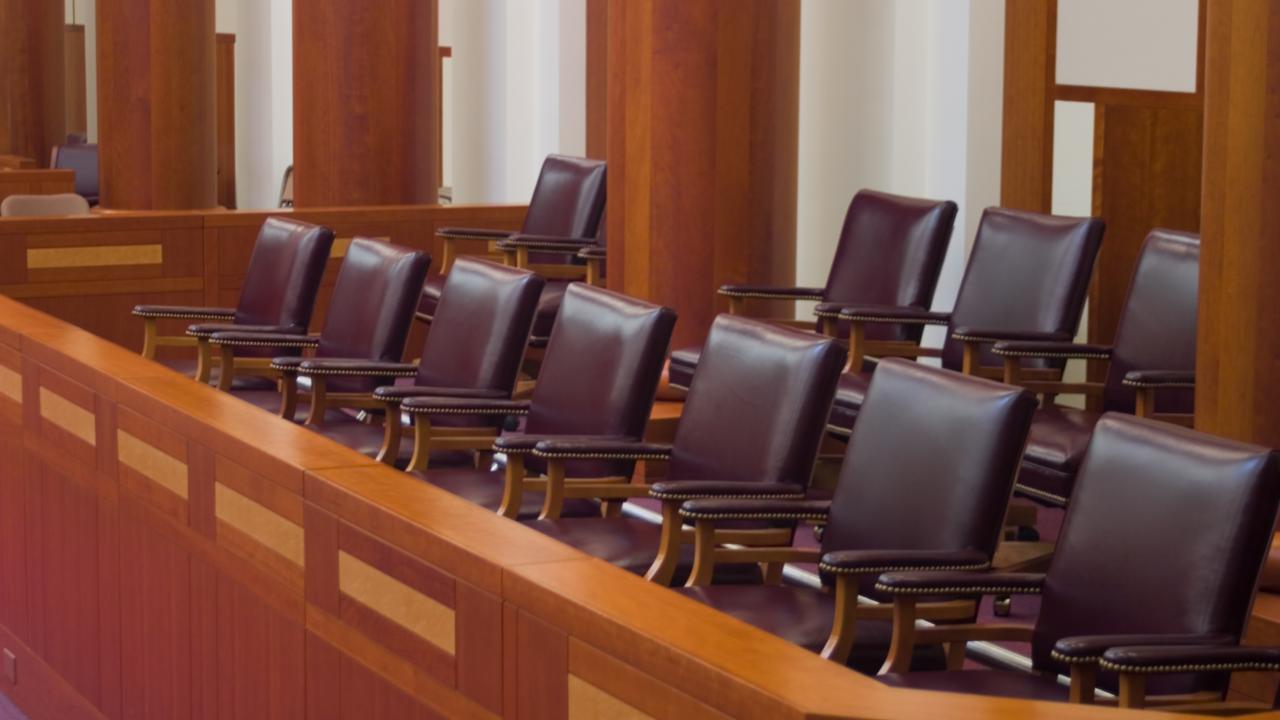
[
  {"x1": 396, "y1": 283, "x2": 675, "y2": 518},
  {"x1": 300, "y1": 258, "x2": 545, "y2": 466},
  {"x1": 995, "y1": 230, "x2": 1199, "y2": 508},
  {"x1": 826, "y1": 208, "x2": 1104, "y2": 434},
  {"x1": 875, "y1": 414, "x2": 1280, "y2": 710},
  {"x1": 417, "y1": 155, "x2": 607, "y2": 340},
  {"x1": 674, "y1": 359, "x2": 1035, "y2": 673},
  {"x1": 518, "y1": 315, "x2": 847, "y2": 584},
  {"x1": 49, "y1": 143, "x2": 99, "y2": 205},
  {"x1": 667, "y1": 190, "x2": 957, "y2": 390},
  {"x1": 133, "y1": 217, "x2": 335, "y2": 383},
  {"x1": 206, "y1": 239, "x2": 430, "y2": 420}
]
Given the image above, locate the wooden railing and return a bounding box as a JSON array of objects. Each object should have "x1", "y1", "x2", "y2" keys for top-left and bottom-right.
[{"x1": 0, "y1": 223, "x2": 1194, "y2": 718}]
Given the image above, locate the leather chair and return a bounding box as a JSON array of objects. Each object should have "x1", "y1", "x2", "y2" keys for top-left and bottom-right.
[
  {"x1": 825, "y1": 208, "x2": 1104, "y2": 434},
  {"x1": 875, "y1": 414, "x2": 1280, "y2": 711},
  {"x1": 133, "y1": 217, "x2": 335, "y2": 382},
  {"x1": 396, "y1": 283, "x2": 675, "y2": 518},
  {"x1": 298, "y1": 258, "x2": 545, "y2": 467},
  {"x1": 0, "y1": 193, "x2": 91, "y2": 217},
  {"x1": 517, "y1": 315, "x2": 848, "y2": 583},
  {"x1": 674, "y1": 359, "x2": 1036, "y2": 673},
  {"x1": 416, "y1": 155, "x2": 607, "y2": 337},
  {"x1": 666, "y1": 190, "x2": 957, "y2": 390},
  {"x1": 49, "y1": 143, "x2": 99, "y2": 205},
  {"x1": 994, "y1": 230, "x2": 1199, "y2": 508},
  {"x1": 205, "y1": 239, "x2": 429, "y2": 419}
]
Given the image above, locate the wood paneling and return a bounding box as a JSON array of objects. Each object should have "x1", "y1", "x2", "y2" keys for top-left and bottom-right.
[
  {"x1": 0, "y1": 169, "x2": 76, "y2": 207},
  {"x1": 292, "y1": 0, "x2": 439, "y2": 207},
  {"x1": 1000, "y1": 0, "x2": 1057, "y2": 212},
  {"x1": 0, "y1": 0, "x2": 65, "y2": 167},
  {"x1": 1196, "y1": 0, "x2": 1280, "y2": 447},
  {"x1": 585, "y1": 0, "x2": 608, "y2": 161},
  {"x1": 215, "y1": 34, "x2": 236, "y2": 209},
  {"x1": 64, "y1": 25, "x2": 87, "y2": 136},
  {"x1": 606, "y1": 0, "x2": 800, "y2": 348},
  {"x1": 97, "y1": 0, "x2": 217, "y2": 209}
]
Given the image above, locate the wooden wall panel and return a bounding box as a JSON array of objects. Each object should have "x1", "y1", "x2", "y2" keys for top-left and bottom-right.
[
  {"x1": 215, "y1": 34, "x2": 236, "y2": 210},
  {"x1": 1000, "y1": 0, "x2": 1056, "y2": 212},
  {"x1": 0, "y1": 169, "x2": 76, "y2": 206},
  {"x1": 0, "y1": 0, "x2": 65, "y2": 167},
  {"x1": 585, "y1": 0, "x2": 608, "y2": 161},
  {"x1": 64, "y1": 25, "x2": 88, "y2": 137}
]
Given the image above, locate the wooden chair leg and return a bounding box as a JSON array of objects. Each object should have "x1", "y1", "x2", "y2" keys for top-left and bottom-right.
[
  {"x1": 961, "y1": 341, "x2": 982, "y2": 376},
  {"x1": 879, "y1": 597, "x2": 919, "y2": 675},
  {"x1": 279, "y1": 373, "x2": 300, "y2": 420},
  {"x1": 1135, "y1": 387, "x2": 1157, "y2": 418},
  {"x1": 407, "y1": 417, "x2": 433, "y2": 473},
  {"x1": 305, "y1": 376, "x2": 327, "y2": 425},
  {"x1": 684, "y1": 521, "x2": 718, "y2": 587},
  {"x1": 644, "y1": 501, "x2": 684, "y2": 585},
  {"x1": 1118, "y1": 673, "x2": 1147, "y2": 709},
  {"x1": 944, "y1": 641, "x2": 967, "y2": 670},
  {"x1": 1069, "y1": 664, "x2": 1097, "y2": 704},
  {"x1": 194, "y1": 339, "x2": 213, "y2": 383},
  {"x1": 728, "y1": 297, "x2": 745, "y2": 316},
  {"x1": 216, "y1": 345, "x2": 236, "y2": 391},
  {"x1": 538, "y1": 461, "x2": 567, "y2": 520},
  {"x1": 820, "y1": 575, "x2": 859, "y2": 663},
  {"x1": 376, "y1": 404, "x2": 402, "y2": 465},
  {"x1": 141, "y1": 318, "x2": 158, "y2": 359},
  {"x1": 497, "y1": 454, "x2": 527, "y2": 519}
]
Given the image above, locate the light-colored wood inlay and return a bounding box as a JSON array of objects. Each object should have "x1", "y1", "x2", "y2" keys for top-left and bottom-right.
[
  {"x1": 118, "y1": 430, "x2": 189, "y2": 499},
  {"x1": 39, "y1": 387, "x2": 95, "y2": 445},
  {"x1": 27, "y1": 243, "x2": 163, "y2": 270},
  {"x1": 215, "y1": 482, "x2": 304, "y2": 567},
  {"x1": 330, "y1": 236, "x2": 389, "y2": 258},
  {"x1": 338, "y1": 551, "x2": 456, "y2": 655},
  {"x1": 569, "y1": 675, "x2": 653, "y2": 720},
  {"x1": 0, "y1": 365, "x2": 21, "y2": 404}
]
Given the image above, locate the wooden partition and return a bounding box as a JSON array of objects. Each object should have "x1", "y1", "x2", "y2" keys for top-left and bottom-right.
[
  {"x1": 0, "y1": 170, "x2": 76, "y2": 207},
  {"x1": 0, "y1": 294, "x2": 1183, "y2": 720},
  {"x1": 0, "y1": 204, "x2": 527, "y2": 360}
]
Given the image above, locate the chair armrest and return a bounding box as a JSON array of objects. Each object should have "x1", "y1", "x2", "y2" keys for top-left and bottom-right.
[
  {"x1": 400, "y1": 396, "x2": 530, "y2": 417},
  {"x1": 718, "y1": 285, "x2": 826, "y2": 301},
  {"x1": 1051, "y1": 634, "x2": 1236, "y2": 666},
  {"x1": 207, "y1": 331, "x2": 320, "y2": 349},
  {"x1": 497, "y1": 234, "x2": 597, "y2": 253},
  {"x1": 187, "y1": 323, "x2": 300, "y2": 340},
  {"x1": 436, "y1": 227, "x2": 513, "y2": 241},
  {"x1": 578, "y1": 246, "x2": 607, "y2": 260},
  {"x1": 875, "y1": 570, "x2": 1045, "y2": 596},
  {"x1": 1101, "y1": 641, "x2": 1276, "y2": 675},
  {"x1": 285, "y1": 359, "x2": 417, "y2": 378},
  {"x1": 649, "y1": 480, "x2": 807, "y2": 502},
  {"x1": 951, "y1": 328, "x2": 1073, "y2": 344},
  {"x1": 992, "y1": 341, "x2": 1113, "y2": 361},
  {"x1": 1122, "y1": 369, "x2": 1196, "y2": 389},
  {"x1": 820, "y1": 549, "x2": 991, "y2": 576},
  {"x1": 531, "y1": 437, "x2": 672, "y2": 461},
  {"x1": 373, "y1": 386, "x2": 508, "y2": 403},
  {"x1": 818, "y1": 304, "x2": 950, "y2": 324},
  {"x1": 133, "y1": 305, "x2": 235, "y2": 321},
  {"x1": 678, "y1": 498, "x2": 830, "y2": 523}
]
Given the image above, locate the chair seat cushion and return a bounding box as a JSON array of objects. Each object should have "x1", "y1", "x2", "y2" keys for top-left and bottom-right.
[
  {"x1": 878, "y1": 669, "x2": 1069, "y2": 702},
  {"x1": 667, "y1": 346, "x2": 701, "y2": 391},
  {"x1": 418, "y1": 274, "x2": 445, "y2": 319},
  {"x1": 678, "y1": 585, "x2": 946, "y2": 674},
  {"x1": 529, "y1": 281, "x2": 569, "y2": 347},
  {"x1": 411, "y1": 468, "x2": 600, "y2": 519},
  {"x1": 1022, "y1": 406, "x2": 1099, "y2": 472},
  {"x1": 828, "y1": 372, "x2": 872, "y2": 433}
]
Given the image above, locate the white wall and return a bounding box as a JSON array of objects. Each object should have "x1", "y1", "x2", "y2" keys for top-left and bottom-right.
[
  {"x1": 1057, "y1": 0, "x2": 1198, "y2": 92},
  {"x1": 796, "y1": 0, "x2": 1006, "y2": 340}
]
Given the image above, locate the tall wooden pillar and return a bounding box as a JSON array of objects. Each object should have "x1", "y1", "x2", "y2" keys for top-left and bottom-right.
[
  {"x1": 585, "y1": 0, "x2": 608, "y2": 160},
  {"x1": 606, "y1": 0, "x2": 800, "y2": 349},
  {"x1": 1196, "y1": 0, "x2": 1280, "y2": 445},
  {"x1": 97, "y1": 0, "x2": 217, "y2": 209},
  {"x1": 292, "y1": 0, "x2": 439, "y2": 207},
  {"x1": 0, "y1": 0, "x2": 66, "y2": 166}
]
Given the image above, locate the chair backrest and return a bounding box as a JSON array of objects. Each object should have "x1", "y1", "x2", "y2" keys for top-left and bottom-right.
[
  {"x1": 316, "y1": 240, "x2": 431, "y2": 376},
  {"x1": 520, "y1": 155, "x2": 607, "y2": 238},
  {"x1": 49, "y1": 144, "x2": 99, "y2": 202},
  {"x1": 234, "y1": 217, "x2": 336, "y2": 332},
  {"x1": 1101, "y1": 230, "x2": 1199, "y2": 413},
  {"x1": 943, "y1": 208, "x2": 1105, "y2": 371},
  {"x1": 668, "y1": 316, "x2": 847, "y2": 487},
  {"x1": 279, "y1": 165, "x2": 294, "y2": 208},
  {"x1": 1033, "y1": 415, "x2": 1280, "y2": 694},
  {"x1": 823, "y1": 190, "x2": 957, "y2": 341},
  {"x1": 526, "y1": 284, "x2": 675, "y2": 476},
  {"x1": 0, "y1": 193, "x2": 91, "y2": 217},
  {"x1": 417, "y1": 258, "x2": 545, "y2": 392},
  {"x1": 822, "y1": 359, "x2": 1036, "y2": 595}
]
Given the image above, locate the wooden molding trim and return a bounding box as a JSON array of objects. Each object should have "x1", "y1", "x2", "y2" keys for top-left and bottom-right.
[
  {"x1": 0, "y1": 364, "x2": 21, "y2": 405},
  {"x1": 117, "y1": 429, "x2": 189, "y2": 500},
  {"x1": 337, "y1": 550, "x2": 456, "y2": 656},
  {"x1": 26, "y1": 244, "x2": 164, "y2": 270},
  {"x1": 38, "y1": 386, "x2": 95, "y2": 445},
  {"x1": 215, "y1": 481, "x2": 305, "y2": 567},
  {"x1": 568, "y1": 675, "x2": 653, "y2": 720}
]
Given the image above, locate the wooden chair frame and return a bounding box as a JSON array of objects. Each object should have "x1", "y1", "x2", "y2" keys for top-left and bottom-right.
[
  {"x1": 1002, "y1": 354, "x2": 1194, "y2": 428},
  {"x1": 498, "y1": 454, "x2": 644, "y2": 520}
]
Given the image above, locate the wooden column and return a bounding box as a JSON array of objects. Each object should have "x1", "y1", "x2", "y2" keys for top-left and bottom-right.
[
  {"x1": 97, "y1": 0, "x2": 217, "y2": 209},
  {"x1": 1196, "y1": 0, "x2": 1280, "y2": 445},
  {"x1": 606, "y1": 0, "x2": 800, "y2": 349},
  {"x1": 1000, "y1": 0, "x2": 1056, "y2": 212},
  {"x1": 0, "y1": 0, "x2": 66, "y2": 166},
  {"x1": 292, "y1": 0, "x2": 439, "y2": 207},
  {"x1": 585, "y1": 0, "x2": 608, "y2": 160}
]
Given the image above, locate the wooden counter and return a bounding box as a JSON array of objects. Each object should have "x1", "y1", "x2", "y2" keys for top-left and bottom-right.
[
  {"x1": 0, "y1": 297, "x2": 1199, "y2": 719},
  {"x1": 0, "y1": 169, "x2": 75, "y2": 206}
]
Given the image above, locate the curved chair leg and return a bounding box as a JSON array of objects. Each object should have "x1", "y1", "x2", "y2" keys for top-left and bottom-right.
[
  {"x1": 279, "y1": 374, "x2": 300, "y2": 420},
  {"x1": 497, "y1": 454, "x2": 527, "y2": 518},
  {"x1": 644, "y1": 501, "x2": 684, "y2": 585},
  {"x1": 194, "y1": 339, "x2": 213, "y2": 383},
  {"x1": 216, "y1": 345, "x2": 236, "y2": 391},
  {"x1": 407, "y1": 417, "x2": 433, "y2": 472},
  {"x1": 376, "y1": 404, "x2": 402, "y2": 464},
  {"x1": 305, "y1": 376, "x2": 327, "y2": 425},
  {"x1": 141, "y1": 318, "x2": 158, "y2": 359}
]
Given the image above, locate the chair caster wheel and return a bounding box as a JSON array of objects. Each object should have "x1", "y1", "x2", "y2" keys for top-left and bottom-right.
[
  {"x1": 1015, "y1": 526, "x2": 1040, "y2": 542},
  {"x1": 993, "y1": 596, "x2": 1012, "y2": 617}
]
